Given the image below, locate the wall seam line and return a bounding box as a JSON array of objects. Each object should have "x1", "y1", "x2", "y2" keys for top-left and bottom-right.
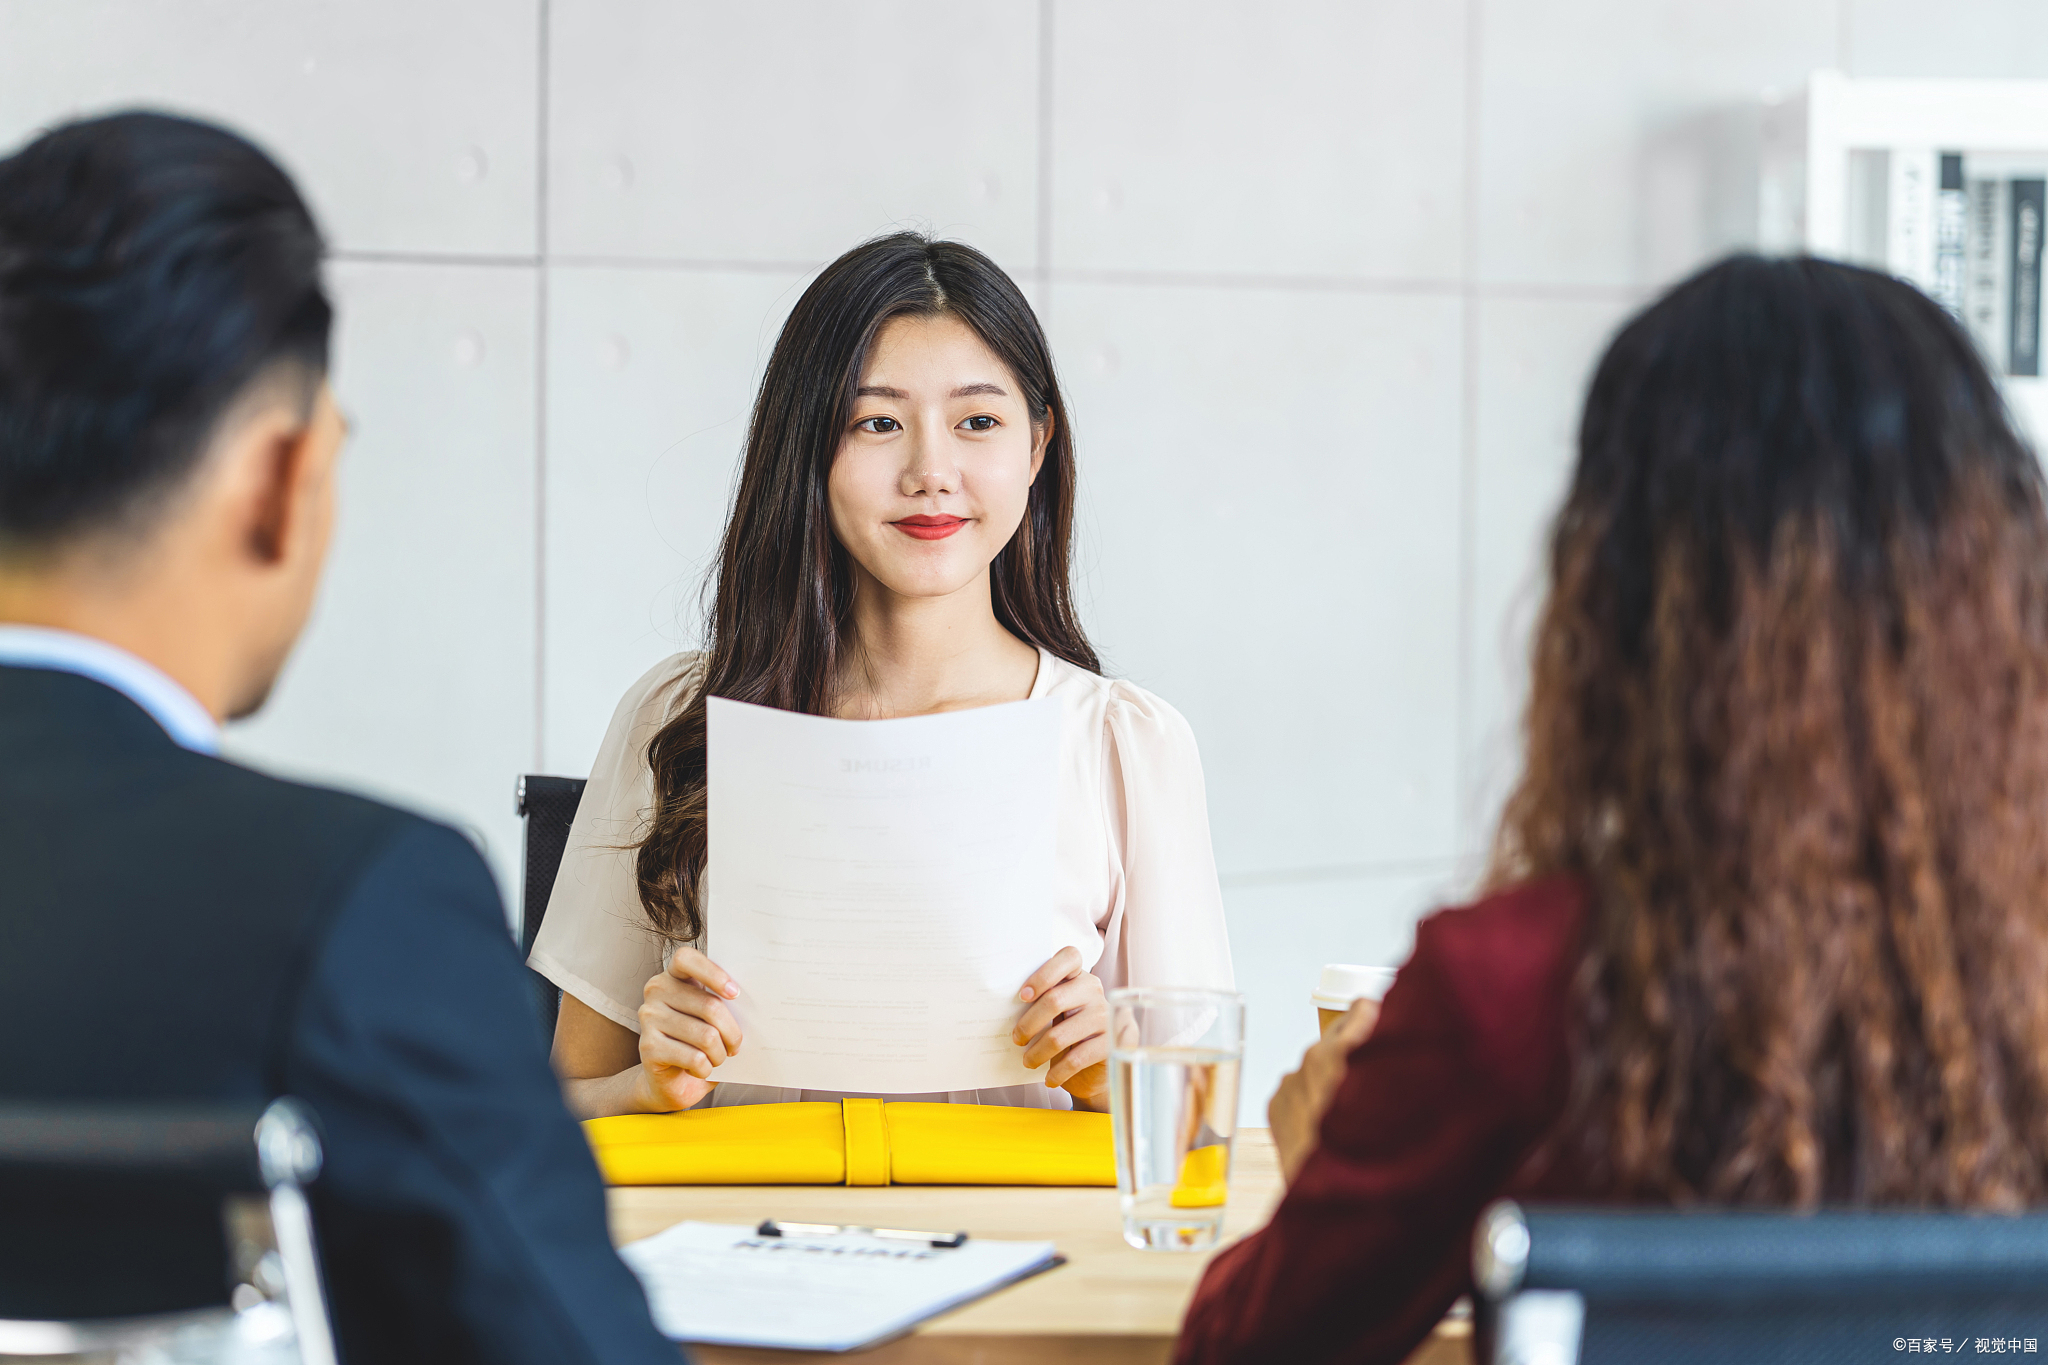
[
  {"x1": 329, "y1": 250, "x2": 539, "y2": 266},
  {"x1": 1220, "y1": 856, "x2": 1466, "y2": 891},
  {"x1": 1455, "y1": 0, "x2": 1485, "y2": 868},
  {"x1": 550, "y1": 253, "x2": 823, "y2": 274},
  {"x1": 331, "y1": 249, "x2": 1637, "y2": 304},
  {"x1": 533, "y1": 0, "x2": 551, "y2": 773},
  {"x1": 1036, "y1": 0, "x2": 1055, "y2": 294}
]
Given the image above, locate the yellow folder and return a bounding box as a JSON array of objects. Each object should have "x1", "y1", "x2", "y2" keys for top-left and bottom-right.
[{"x1": 583, "y1": 1099, "x2": 1117, "y2": 1187}]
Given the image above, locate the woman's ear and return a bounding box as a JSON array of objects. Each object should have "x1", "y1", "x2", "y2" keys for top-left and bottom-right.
[{"x1": 1029, "y1": 414, "x2": 1052, "y2": 485}]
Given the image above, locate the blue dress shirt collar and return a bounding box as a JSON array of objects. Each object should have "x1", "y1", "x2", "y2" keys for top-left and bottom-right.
[{"x1": 0, "y1": 625, "x2": 221, "y2": 755}]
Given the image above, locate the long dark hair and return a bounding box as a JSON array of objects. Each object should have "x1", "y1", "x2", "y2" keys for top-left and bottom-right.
[
  {"x1": 1496, "y1": 254, "x2": 2048, "y2": 1207},
  {"x1": 634, "y1": 232, "x2": 1099, "y2": 942}
]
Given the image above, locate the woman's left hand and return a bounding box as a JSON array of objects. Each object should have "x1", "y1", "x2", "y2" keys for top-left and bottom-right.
[{"x1": 1014, "y1": 946, "x2": 1110, "y2": 1111}]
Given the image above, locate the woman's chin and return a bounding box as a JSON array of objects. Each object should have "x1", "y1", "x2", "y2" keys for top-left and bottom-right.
[
  {"x1": 873, "y1": 569, "x2": 986, "y2": 602},
  {"x1": 856, "y1": 549, "x2": 993, "y2": 602}
]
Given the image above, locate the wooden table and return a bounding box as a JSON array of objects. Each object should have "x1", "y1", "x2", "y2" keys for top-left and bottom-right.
[{"x1": 606, "y1": 1129, "x2": 1469, "y2": 1364}]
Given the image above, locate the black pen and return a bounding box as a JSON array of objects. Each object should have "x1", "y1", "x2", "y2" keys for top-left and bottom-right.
[{"x1": 756, "y1": 1218, "x2": 969, "y2": 1249}]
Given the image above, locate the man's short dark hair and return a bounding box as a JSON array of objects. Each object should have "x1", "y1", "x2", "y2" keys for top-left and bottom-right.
[{"x1": 0, "y1": 111, "x2": 331, "y2": 549}]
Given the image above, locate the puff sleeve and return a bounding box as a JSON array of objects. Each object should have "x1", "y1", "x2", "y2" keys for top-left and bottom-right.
[
  {"x1": 1092, "y1": 682, "x2": 1236, "y2": 994},
  {"x1": 527, "y1": 654, "x2": 700, "y2": 1032}
]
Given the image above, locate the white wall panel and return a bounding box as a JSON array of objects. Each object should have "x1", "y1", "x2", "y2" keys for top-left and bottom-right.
[
  {"x1": 548, "y1": 0, "x2": 1039, "y2": 268},
  {"x1": 1847, "y1": 0, "x2": 2048, "y2": 78},
  {"x1": 1226, "y1": 861, "x2": 1468, "y2": 1128},
  {"x1": 542, "y1": 265, "x2": 809, "y2": 775},
  {"x1": 1477, "y1": 0, "x2": 1835, "y2": 289},
  {"x1": 1052, "y1": 0, "x2": 1467, "y2": 281},
  {"x1": 1051, "y1": 283, "x2": 1464, "y2": 878},
  {"x1": 228, "y1": 262, "x2": 538, "y2": 907},
  {"x1": 1462, "y1": 294, "x2": 1634, "y2": 856},
  {"x1": 0, "y1": 0, "x2": 539, "y2": 256}
]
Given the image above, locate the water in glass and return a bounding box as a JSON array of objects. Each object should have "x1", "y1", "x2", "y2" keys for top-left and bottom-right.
[
  {"x1": 1110, "y1": 1045, "x2": 1241, "y2": 1249},
  {"x1": 1107, "y1": 986, "x2": 1245, "y2": 1251}
]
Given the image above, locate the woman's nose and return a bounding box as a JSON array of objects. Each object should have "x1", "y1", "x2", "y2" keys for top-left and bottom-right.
[{"x1": 900, "y1": 427, "x2": 961, "y2": 496}]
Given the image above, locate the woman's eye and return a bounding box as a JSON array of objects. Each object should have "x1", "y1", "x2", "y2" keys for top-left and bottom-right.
[
  {"x1": 856, "y1": 416, "x2": 900, "y2": 434},
  {"x1": 960, "y1": 415, "x2": 1000, "y2": 432}
]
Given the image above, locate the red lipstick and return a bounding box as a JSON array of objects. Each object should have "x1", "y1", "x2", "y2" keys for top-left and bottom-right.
[{"x1": 891, "y1": 514, "x2": 967, "y2": 541}]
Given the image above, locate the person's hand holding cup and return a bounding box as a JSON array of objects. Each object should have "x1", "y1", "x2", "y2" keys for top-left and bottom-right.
[
  {"x1": 1311, "y1": 963, "x2": 1396, "y2": 1039},
  {"x1": 1268, "y1": 963, "x2": 1398, "y2": 1185},
  {"x1": 1270, "y1": 998, "x2": 1377, "y2": 1185}
]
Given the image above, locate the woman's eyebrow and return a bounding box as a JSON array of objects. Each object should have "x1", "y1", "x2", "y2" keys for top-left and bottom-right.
[{"x1": 853, "y1": 382, "x2": 1008, "y2": 399}]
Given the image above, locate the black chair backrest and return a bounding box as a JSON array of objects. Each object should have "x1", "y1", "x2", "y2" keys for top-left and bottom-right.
[
  {"x1": 0, "y1": 1102, "x2": 268, "y2": 1319},
  {"x1": 1476, "y1": 1200, "x2": 2048, "y2": 1365},
  {"x1": 0, "y1": 1102, "x2": 268, "y2": 1186},
  {"x1": 516, "y1": 774, "x2": 587, "y2": 1039}
]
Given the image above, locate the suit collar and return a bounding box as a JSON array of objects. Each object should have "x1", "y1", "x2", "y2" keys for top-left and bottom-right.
[{"x1": 0, "y1": 627, "x2": 220, "y2": 754}]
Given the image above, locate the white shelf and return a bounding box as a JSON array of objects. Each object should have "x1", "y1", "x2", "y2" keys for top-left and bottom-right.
[{"x1": 1761, "y1": 70, "x2": 2048, "y2": 442}]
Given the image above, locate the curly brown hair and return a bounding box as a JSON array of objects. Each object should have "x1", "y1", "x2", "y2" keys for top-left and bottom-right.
[{"x1": 1494, "y1": 255, "x2": 2048, "y2": 1209}]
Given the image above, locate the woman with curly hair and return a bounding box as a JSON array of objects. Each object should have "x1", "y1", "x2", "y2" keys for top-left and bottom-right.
[{"x1": 1177, "y1": 254, "x2": 2048, "y2": 1364}]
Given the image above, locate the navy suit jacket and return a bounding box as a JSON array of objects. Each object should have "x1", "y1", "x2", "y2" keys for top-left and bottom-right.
[{"x1": 0, "y1": 665, "x2": 680, "y2": 1365}]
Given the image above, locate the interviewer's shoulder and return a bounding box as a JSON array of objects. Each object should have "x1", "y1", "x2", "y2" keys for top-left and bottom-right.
[
  {"x1": 195, "y1": 753, "x2": 491, "y2": 908},
  {"x1": 1402, "y1": 876, "x2": 1586, "y2": 1090},
  {"x1": 1413, "y1": 876, "x2": 1585, "y2": 1006}
]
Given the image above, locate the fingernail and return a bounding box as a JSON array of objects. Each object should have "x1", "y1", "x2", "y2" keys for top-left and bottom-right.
[
  {"x1": 724, "y1": 983, "x2": 739, "y2": 998},
  {"x1": 1019, "y1": 987, "x2": 1034, "y2": 1002}
]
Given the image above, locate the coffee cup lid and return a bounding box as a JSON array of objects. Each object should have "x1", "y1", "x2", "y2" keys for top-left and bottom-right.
[{"x1": 1311, "y1": 962, "x2": 1397, "y2": 1008}]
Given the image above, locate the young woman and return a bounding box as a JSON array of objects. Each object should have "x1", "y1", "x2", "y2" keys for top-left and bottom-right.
[
  {"x1": 531, "y1": 232, "x2": 1234, "y2": 1118},
  {"x1": 1176, "y1": 255, "x2": 2048, "y2": 1363}
]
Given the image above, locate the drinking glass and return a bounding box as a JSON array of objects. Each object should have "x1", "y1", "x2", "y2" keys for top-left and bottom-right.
[{"x1": 1107, "y1": 987, "x2": 1245, "y2": 1251}]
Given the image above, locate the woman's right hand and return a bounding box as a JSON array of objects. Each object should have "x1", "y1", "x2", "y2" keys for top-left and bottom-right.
[{"x1": 628, "y1": 946, "x2": 744, "y2": 1113}]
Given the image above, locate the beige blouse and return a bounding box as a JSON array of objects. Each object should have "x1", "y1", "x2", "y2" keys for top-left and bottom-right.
[{"x1": 528, "y1": 648, "x2": 1235, "y2": 1110}]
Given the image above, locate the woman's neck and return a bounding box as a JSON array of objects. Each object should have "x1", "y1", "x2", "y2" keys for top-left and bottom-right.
[{"x1": 833, "y1": 565, "x2": 1041, "y2": 719}]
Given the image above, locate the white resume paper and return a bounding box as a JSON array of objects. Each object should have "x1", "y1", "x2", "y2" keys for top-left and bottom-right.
[
  {"x1": 622, "y1": 1221, "x2": 1060, "y2": 1350},
  {"x1": 705, "y1": 694, "x2": 1062, "y2": 1094}
]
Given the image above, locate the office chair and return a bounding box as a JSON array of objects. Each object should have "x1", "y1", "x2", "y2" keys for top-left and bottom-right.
[
  {"x1": 0, "y1": 1098, "x2": 336, "y2": 1365},
  {"x1": 1474, "y1": 1199, "x2": 2048, "y2": 1365},
  {"x1": 515, "y1": 774, "x2": 588, "y2": 1038}
]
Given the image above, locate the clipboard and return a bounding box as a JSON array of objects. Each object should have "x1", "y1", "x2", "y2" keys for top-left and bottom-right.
[{"x1": 619, "y1": 1220, "x2": 1067, "y2": 1352}]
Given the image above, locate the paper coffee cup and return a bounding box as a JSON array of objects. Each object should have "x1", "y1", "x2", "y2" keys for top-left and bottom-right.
[{"x1": 1312, "y1": 963, "x2": 1397, "y2": 1036}]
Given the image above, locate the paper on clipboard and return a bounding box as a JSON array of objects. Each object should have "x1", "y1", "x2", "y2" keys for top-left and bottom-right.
[
  {"x1": 705, "y1": 695, "x2": 1062, "y2": 1094},
  {"x1": 620, "y1": 1221, "x2": 1062, "y2": 1351}
]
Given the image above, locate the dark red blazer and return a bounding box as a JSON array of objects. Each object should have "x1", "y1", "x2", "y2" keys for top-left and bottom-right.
[{"x1": 1176, "y1": 875, "x2": 1588, "y2": 1365}]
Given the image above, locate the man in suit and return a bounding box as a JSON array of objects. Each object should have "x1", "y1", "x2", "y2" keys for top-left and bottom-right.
[{"x1": 0, "y1": 112, "x2": 680, "y2": 1363}]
